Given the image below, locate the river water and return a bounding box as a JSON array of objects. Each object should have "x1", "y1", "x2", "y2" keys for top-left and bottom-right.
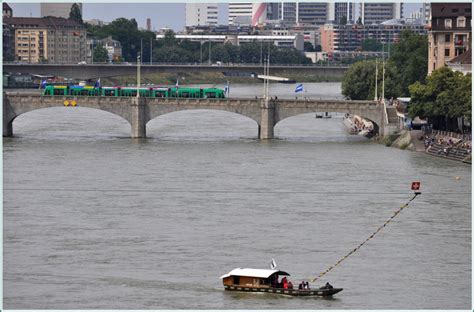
[{"x1": 3, "y1": 83, "x2": 471, "y2": 309}]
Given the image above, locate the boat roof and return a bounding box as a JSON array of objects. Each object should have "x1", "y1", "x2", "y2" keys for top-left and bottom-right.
[{"x1": 220, "y1": 268, "x2": 290, "y2": 279}]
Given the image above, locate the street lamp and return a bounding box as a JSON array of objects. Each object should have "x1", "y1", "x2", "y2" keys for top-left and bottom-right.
[
  {"x1": 208, "y1": 40, "x2": 211, "y2": 65},
  {"x1": 137, "y1": 53, "x2": 141, "y2": 98},
  {"x1": 200, "y1": 40, "x2": 203, "y2": 65}
]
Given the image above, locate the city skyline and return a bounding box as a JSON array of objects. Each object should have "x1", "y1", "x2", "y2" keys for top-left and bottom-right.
[{"x1": 9, "y1": 2, "x2": 423, "y2": 31}]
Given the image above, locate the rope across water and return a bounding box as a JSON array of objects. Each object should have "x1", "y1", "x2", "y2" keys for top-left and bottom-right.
[{"x1": 310, "y1": 192, "x2": 421, "y2": 283}]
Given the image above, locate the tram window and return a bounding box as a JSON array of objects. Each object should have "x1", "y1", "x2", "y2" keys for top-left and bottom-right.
[
  {"x1": 53, "y1": 89, "x2": 63, "y2": 95},
  {"x1": 81, "y1": 90, "x2": 89, "y2": 95}
]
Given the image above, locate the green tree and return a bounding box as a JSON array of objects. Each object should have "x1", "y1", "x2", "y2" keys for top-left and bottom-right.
[
  {"x1": 408, "y1": 67, "x2": 472, "y2": 130},
  {"x1": 304, "y1": 42, "x2": 315, "y2": 52},
  {"x1": 339, "y1": 15, "x2": 347, "y2": 25},
  {"x1": 388, "y1": 30, "x2": 428, "y2": 96},
  {"x1": 69, "y1": 3, "x2": 82, "y2": 23},
  {"x1": 342, "y1": 60, "x2": 401, "y2": 100},
  {"x1": 361, "y1": 38, "x2": 382, "y2": 51},
  {"x1": 93, "y1": 45, "x2": 109, "y2": 63}
]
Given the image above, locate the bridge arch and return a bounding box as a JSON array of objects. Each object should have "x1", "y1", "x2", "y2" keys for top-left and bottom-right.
[
  {"x1": 6, "y1": 106, "x2": 133, "y2": 137},
  {"x1": 3, "y1": 94, "x2": 134, "y2": 136},
  {"x1": 144, "y1": 98, "x2": 261, "y2": 125},
  {"x1": 272, "y1": 99, "x2": 383, "y2": 136},
  {"x1": 145, "y1": 109, "x2": 259, "y2": 139}
]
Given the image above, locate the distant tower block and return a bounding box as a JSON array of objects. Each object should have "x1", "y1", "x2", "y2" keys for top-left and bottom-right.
[{"x1": 146, "y1": 18, "x2": 151, "y2": 31}]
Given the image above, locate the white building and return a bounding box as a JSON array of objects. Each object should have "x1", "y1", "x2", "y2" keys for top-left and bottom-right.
[
  {"x1": 359, "y1": 2, "x2": 403, "y2": 25},
  {"x1": 229, "y1": 2, "x2": 253, "y2": 25},
  {"x1": 185, "y1": 3, "x2": 218, "y2": 27},
  {"x1": 40, "y1": 3, "x2": 82, "y2": 19}
]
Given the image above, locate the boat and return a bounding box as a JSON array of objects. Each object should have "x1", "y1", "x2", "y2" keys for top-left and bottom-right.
[
  {"x1": 342, "y1": 113, "x2": 375, "y2": 138},
  {"x1": 220, "y1": 268, "x2": 342, "y2": 297}
]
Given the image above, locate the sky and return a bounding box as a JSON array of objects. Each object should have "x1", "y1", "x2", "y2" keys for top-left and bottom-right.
[{"x1": 8, "y1": 2, "x2": 423, "y2": 32}]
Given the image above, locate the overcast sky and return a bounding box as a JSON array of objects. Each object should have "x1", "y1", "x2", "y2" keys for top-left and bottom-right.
[{"x1": 9, "y1": 2, "x2": 422, "y2": 32}]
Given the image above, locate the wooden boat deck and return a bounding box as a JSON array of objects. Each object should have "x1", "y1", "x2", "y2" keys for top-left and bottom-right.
[{"x1": 224, "y1": 285, "x2": 343, "y2": 297}]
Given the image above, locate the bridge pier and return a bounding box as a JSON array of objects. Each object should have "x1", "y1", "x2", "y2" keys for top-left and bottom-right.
[
  {"x1": 259, "y1": 98, "x2": 275, "y2": 140},
  {"x1": 3, "y1": 94, "x2": 13, "y2": 137},
  {"x1": 131, "y1": 97, "x2": 147, "y2": 138}
]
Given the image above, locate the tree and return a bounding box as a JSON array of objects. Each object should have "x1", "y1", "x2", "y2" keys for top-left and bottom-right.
[
  {"x1": 69, "y1": 3, "x2": 82, "y2": 23},
  {"x1": 361, "y1": 38, "x2": 382, "y2": 51},
  {"x1": 304, "y1": 42, "x2": 315, "y2": 52},
  {"x1": 93, "y1": 45, "x2": 109, "y2": 63},
  {"x1": 408, "y1": 67, "x2": 472, "y2": 131},
  {"x1": 342, "y1": 60, "x2": 401, "y2": 100},
  {"x1": 388, "y1": 30, "x2": 428, "y2": 96},
  {"x1": 339, "y1": 15, "x2": 347, "y2": 25}
]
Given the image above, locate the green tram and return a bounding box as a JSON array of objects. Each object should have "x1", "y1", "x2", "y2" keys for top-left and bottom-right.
[{"x1": 43, "y1": 85, "x2": 226, "y2": 99}]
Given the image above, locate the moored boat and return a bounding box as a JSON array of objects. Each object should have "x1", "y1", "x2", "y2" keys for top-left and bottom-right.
[
  {"x1": 220, "y1": 268, "x2": 342, "y2": 297},
  {"x1": 343, "y1": 113, "x2": 375, "y2": 138}
]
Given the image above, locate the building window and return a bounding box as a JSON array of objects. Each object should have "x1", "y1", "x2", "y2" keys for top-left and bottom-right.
[
  {"x1": 457, "y1": 17, "x2": 466, "y2": 28},
  {"x1": 445, "y1": 34, "x2": 450, "y2": 43},
  {"x1": 445, "y1": 18, "x2": 452, "y2": 28},
  {"x1": 444, "y1": 49, "x2": 450, "y2": 57}
]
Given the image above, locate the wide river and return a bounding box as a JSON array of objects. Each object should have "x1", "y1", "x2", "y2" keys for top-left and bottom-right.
[{"x1": 3, "y1": 83, "x2": 471, "y2": 309}]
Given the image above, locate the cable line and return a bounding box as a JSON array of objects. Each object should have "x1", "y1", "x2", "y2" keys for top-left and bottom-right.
[
  {"x1": 309, "y1": 192, "x2": 421, "y2": 283},
  {"x1": 3, "y1": 187, "x2": 467, "y2": 195}
]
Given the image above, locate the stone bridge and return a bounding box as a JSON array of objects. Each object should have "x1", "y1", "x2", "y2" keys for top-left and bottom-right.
[{"x1": 3, "y1": 92, "x2": 393, "y2": 139}]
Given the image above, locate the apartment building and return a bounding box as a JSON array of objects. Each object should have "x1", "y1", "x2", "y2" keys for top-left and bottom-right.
[
  {"x1": 186, "y1": 3, "x2": 219, "y2": 27},
  {"x1": 4, "y1": 16, "x2": 87, "y2": 64},
  {"x1": 360, "y1": 3, "x2": 403, "y2": 25},
  {"x1": 428, "y1": 3, "x2": 471, "y2": 74},
  {"x1": 320, "y1": 21, "x2": 427, "y2": 53},
  {"x1": 229, "y1": 3, "x2": 253, "y2": 25}
]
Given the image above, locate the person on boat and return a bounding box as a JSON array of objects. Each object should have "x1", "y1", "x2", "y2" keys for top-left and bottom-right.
[
  {"x1": 282, "y1": 277, "x2": 288, "y2": 289},
  {"x1": 298, "y1": 282, "x2": 304, "y2": 290},
  {"x1": 288, "y1": 281, "x2": 293, "y2": 289},
  {"x1": 322, "y1": 282, "x2": 333, "y2": 289},
  {"x1": 305, "y1": 282, "x2": 310, "y2": 290}
]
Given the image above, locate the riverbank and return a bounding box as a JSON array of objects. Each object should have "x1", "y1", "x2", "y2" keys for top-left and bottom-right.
[
  {"x1": 386, "y1": 130, "x2": 471, "y2": 164},
  {"x1": 100, "y1": 71, "x2": 342, "y2": 86}
]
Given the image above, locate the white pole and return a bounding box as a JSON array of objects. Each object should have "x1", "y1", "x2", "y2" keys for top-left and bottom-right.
[
  {"x1": 374, "y1": 60, "x2": 378, "y2": 101},
  {"x1": 266, "y1": 43, "x2": 270, "y2": 100},
  {"x1": 137, "y1": 53, "x2": 141, "y2": 98},
  {"x1": 382, "y1": 60, "x2": 385, "y2": 101}
]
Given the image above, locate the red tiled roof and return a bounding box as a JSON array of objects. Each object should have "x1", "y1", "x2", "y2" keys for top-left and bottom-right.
[{"x1": 449, "y1": 49, "x2": 472, "y2": 64}]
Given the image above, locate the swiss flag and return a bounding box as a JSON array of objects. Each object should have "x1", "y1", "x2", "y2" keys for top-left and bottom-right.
[{"x1": 411, "y1": 181, "x2": 421, "y2": 190}]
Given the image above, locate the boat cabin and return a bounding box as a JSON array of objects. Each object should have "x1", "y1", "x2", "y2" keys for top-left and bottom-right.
[{"x1": 220, "y1": 268, "x2": 290, "y2": 288}]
